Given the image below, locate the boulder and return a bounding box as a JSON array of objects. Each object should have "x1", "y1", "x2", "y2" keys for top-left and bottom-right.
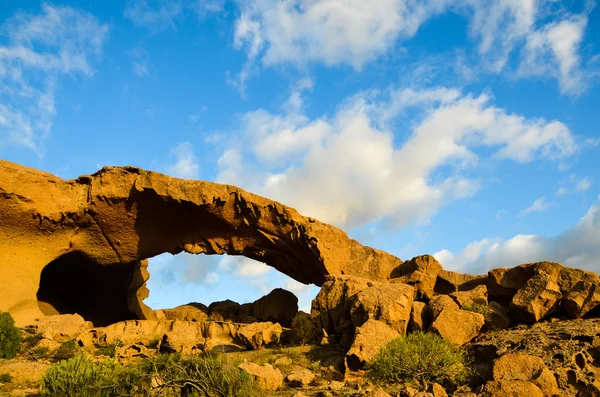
[
  {"x1": 116, "y1": 343, "x2": 153, "y2": 362},
  {"x1": 429, "y1": 309, "x2": 484, "y2": 346},
  {"x1": 409, "y1": 301, "x2": 432, "y2": 332},
  {"x1": 208, "y1": 300, "x2": 241, "y2": 322},
  {"x1": 492, "y1": 353, "x2": 559, "y2": 396},
  {"x1": 0, "y1": 160, "x2": 402, "y2": 326},
  {"x1": 349, "y1": 281, "x2": 414, "y2": 333},
  {"x1": 286, "y1": 368, "x2": 315, "y2": 387},
  {"x1": 562, "y1": 280, "x2": 600, "y2": 318},
  {"x1": 487, "y1": 265, "x2": 536, "y2": 299},
  {"x1": 236, "y1": 322, "x2": 282, "y2": 350},
  {"x1": 488, "y1": 302, "x2": 511, "y2": 330},
  {"x1": 250, "y1": 288, "x2": 298, "y2": 327},
  {"x1": 510, "y1": 273, "x2": 562, "y2": 324},
  {"x1": 162, "y1": 303, "x2": 208, "y2": 322},
  {"x1": 32, "y1": 314, "x2": 93, "y2": 343},
  {"x1": 428, "y1": 295, "x2": 460, "y2": 318},
  {"x1": 391, "y1": 255, "x2": 443, "y2": 300},
  {"x1": 238, "y1": 361, "x2": 284, "y2": 391},
  {"x1": 434, "y1": 270, "x2": 487, "y2": 294},
  {"x1": 311, "y1": 275, "x2": 374, "y2": 340},
  {"x1": 481, "y1": 380, "x2": 544, "y2": 397},
  {"x1": 451, "y1": 285, "x2": 488, "y2": 308},
  {"x1": 160, "y1": 321, "x2": 205, "y2": 354},
  {"x1": 345, "y1": 319, "x2": 399, "y2": 370}
]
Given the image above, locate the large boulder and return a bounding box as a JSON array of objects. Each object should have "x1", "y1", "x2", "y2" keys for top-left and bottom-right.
[
  {"x1": 429, "y1": 309, "x2": 485, "y2": 346},
  {"x1": 208, "y1": 300, "x2": 241, "y2": 322},
  {"x1": 31, "y1": 314, "x2": 93, "y2": 343},
  {"x1": 391, "y1": 255, "x2": 442, "y2": 300},
  {"x1": 562, "y1": 280, "x2": 600, "y2": 318},
  {"x1": 408, "y1": 301, "x2": 432, "y2": 332},
  {"x1": 451, "y1": 285, "x2": 488, "y2": 308},
  {"x1": 348, "y1": 281, "x2": 414, "y2": 333},
  {"x1": 481, "y1": 380, "x2": 544, "y2": 397},
  {"x1": 162, "y1": 303, "x2": 208, "y2": 322},
  {"x1": 345, "y1": 319, "x2": 399, "y2": 371},
  {"x1": 238, "y1": 361, "x2": 284, "y2": 391},
  {"x1": 250, "y1": 288, "x2": 298, "y2": 327},
  {"x1": 311, "y1": 276, "x2": 374, "y2": 341},
  {"x1": 428, "y1": 295, "x2": 460, "y2": 318},
  {"x1": 510, "y1": 273, "x2": 562, "y2": 324},
  {"x1": 0, "y1": 160, "x2": 402, "y2": 326},
  {"x1": 346, "y1": 320, "x2": 400, "y2": 371},
  {"x1": 236, "y1": 322, "x2": 282, "y2": 350},
  {"x1": 492, "y1": 353, "x2": 559, "y2": 397},
  {"x1": 434, "y1": 270, "x2": 487, "y2": 295}
]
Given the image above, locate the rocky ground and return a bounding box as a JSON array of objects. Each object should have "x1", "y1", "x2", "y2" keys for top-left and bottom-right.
[{"x1": 1, "y1": 257, "x2": 600, "y2": 396}]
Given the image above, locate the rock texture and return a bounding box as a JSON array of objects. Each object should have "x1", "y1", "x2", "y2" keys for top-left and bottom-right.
[{"x1": 0, "y1": 160, "x2": 402, "y2": 326}]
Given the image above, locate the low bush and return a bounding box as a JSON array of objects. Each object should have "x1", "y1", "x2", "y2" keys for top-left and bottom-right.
[
  {"x1": 52, "y1": 340, "x2": 80, "y2": 362},
  {"x1": 30, "y1": 346, "x2": 51, "y2": 360},
  {"x1": 141, "y1": 352, "x2": 261, "y2": 397},
  {"x1": 40, "y1": 354, "x2": 142, "y2": 397},
  {"x1": 367, "y1": 331, "x2": 471, "y2": 387},
  {"x1": 40, "y1": 351, "x2": 261, "y2": 397},
  {"x1": 290, "y1": 312, "x2": 318, "y2": 345},
  {"x1": 0, "y1": 373, "x2": 12, "y2": 383},
  {"x1": 0, "y1": 312, "x2": 21, "y2": 359},
  {"x1": 463, "y1": 304, "x2": 492, "y2": 323}
]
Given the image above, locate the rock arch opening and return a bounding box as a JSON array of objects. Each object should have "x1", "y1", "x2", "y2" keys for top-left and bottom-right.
[{"x1": 36, "y1": 252, "x2": 140, "y2": 327}]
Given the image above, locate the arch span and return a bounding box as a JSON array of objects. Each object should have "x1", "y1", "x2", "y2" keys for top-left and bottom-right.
[{"x1": 0, "y1": 160, "x2": 402, "y2": 326}]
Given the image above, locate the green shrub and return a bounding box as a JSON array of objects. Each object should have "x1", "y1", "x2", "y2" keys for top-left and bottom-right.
[
  {"x1": 463, "y1": 304, "x2": 492, "y2": 323},
  {"x1": 40, "y1": 351, "x2": 261, "y2": 397},
  {"x1": 94, "y1": 342, "x2": 119, "y2": 358},
  {"x1": 141, "y1": 352, "x2": 261, "y2": 397},
  {"x1": 367, "y1": 331, "x2": 471, "y2": 387},
  {"x1": 40, "y1": 353, "x2": 142, "y2": 397},
  {"x1": 52, "y1": 340, "x2": 80, "y2": 362},
  {"x1": 0, "y1": 312, "x2": 21, "y2": 359},
  {"x1": 23, "y1": 333, "x2": 44, "y2": 349},
  {"x1": 30, "y1": 346, "x2": 51, "y2": 360},
  {"x1": 290, "y1": 312, "x2": 318, "y2": 345},
  {"x1": 0, "y1": 373, "x2": 12, "y2": 383}
]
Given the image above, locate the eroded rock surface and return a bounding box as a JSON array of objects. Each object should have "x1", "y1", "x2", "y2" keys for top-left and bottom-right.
[{"x1": 0, "y1": 160, "x2": 402, "y2": 326}]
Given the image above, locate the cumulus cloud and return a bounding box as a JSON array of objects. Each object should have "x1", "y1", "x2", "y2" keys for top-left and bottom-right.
[
  {"x1": 217, "y1": 255, "x2": 272, "y2": 277},
  {"x1": 0, "y1": 3, "x2": 108, "y2": 155},
  {"x1": 165, "y1": 142, "x2": 200, "y2": 179},
  {"x1": 518, "y1": 197, "x2": 551, "y2": 217},
  {"x1": 231, "y1": 0, "x2": 596, "y2": 95},
  {"x1": 433, "y1": 197, "x2": 600, "y2": 274},
  {"x1": 217, "y1": 85, "x2": 582, "y2": 229}
]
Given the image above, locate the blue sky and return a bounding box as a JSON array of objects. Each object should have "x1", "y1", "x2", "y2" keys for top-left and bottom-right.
[{"x1": 1, "y1": 0, "x2": 599, "y2": 312}]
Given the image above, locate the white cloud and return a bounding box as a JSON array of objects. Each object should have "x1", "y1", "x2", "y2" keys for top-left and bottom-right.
[
  {"x1": 555, "y1": 175, "x2": 593, "y2": 196},
  {"x1": 130, "y1": 47, "x2": 150, "y2": 77},
  {"x1": 517, "y1": 197, "x2": 551, "y2": 217},
  {"x1": 124, "y1": 0, "x2": 183, "y2": 32},
  {"x1": 575, "y1": 176, "x2": 592, "y2": 192},
  {"x1": 217, "y1": 85, "x2": 582, "y2": 229},
  {"x1": 0, "y1": 4, "x2": 108, "y2": 155},
  {"x1": 231, "y1": 1, "x2": 596, "y2": 95},
  {"x1": 433, "y1": 197, "x2": 600, "y2": 274},
  {"x1": 165, "y1": 142, "x2": 200, "y2": 179},
  {"x1": 519, "y1": 15, "x2": 589, "y2": 95},
  {"x1": 217, "y1": 256, "x2": 271, "y2": 277}
]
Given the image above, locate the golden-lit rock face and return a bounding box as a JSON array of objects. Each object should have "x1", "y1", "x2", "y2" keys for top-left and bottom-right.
[{"x1": 0, "y1": 159, "x2": 402, "y2": 326}]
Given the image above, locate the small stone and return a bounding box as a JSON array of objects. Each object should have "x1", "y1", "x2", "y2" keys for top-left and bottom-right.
[
  {"x1": 286, "y1": 368, "x2": 315, "y2": 387},
  {"x1": 481, "y1": 380, "x2": 544, "y2": 397},
  {"x1": 329, "y1": 380, "x2": 345, "y2": 391},
  {"x1": 428, "y1": 382, "x2": 448, "y2": 397}
]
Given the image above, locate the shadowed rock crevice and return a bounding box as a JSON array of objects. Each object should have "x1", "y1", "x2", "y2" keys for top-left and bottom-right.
[{"x1": 36, "y1": 252, "x2": 139, "y2": 327}]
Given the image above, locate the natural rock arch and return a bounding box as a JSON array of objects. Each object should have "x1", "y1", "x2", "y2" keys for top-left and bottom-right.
[{"x1": 0, "y1": 160, "x2": 402, "y2": 326}]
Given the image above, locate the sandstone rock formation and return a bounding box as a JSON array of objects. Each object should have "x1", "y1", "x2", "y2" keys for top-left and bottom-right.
[{"x1": 0, "y1": 160, "x2": 402, "y2": 326}]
